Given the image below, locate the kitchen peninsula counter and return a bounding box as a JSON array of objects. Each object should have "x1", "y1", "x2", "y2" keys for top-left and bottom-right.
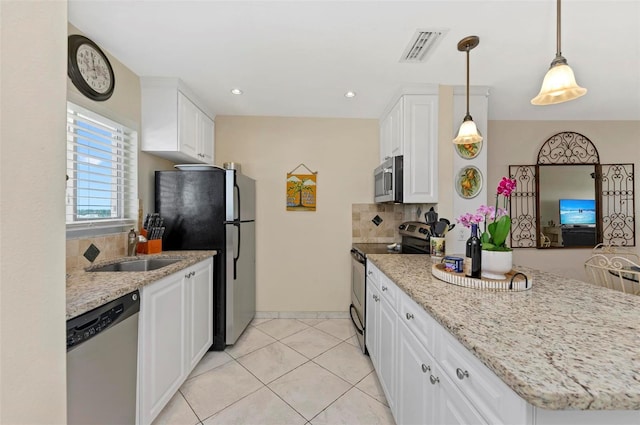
[
  {"x1": 367, "y1": 254, "x2": 640, "y2": 411},
  {"x1": 66, "y1": 251, "x2": 216, "y2": 320}
]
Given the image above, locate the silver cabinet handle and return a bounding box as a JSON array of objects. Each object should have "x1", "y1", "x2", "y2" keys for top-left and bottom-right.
[
  {"x1": 406, "y1": 312, "x2": 414, "y2": 320},
  {"x1": 367, "y1": 270, "x2": 373, "y2": 276},
  {"x1": 421, "y1": 364, "x2": 430, "y2": 373},
  {"x1": 456, "y1": 368, "x2": 469, "y2": 380},
  {"x1": 373, "y1": 295, "x2": 380, "y2": 302},
  {"x1": 381, "y1": 285, "x2": 388, "y2": 291},
  {"x1": 185, "y1": 271, "x2": 195, "y2": 279},
  {"x1": 430, "y1": 375, "x2": 440, "y2": 385}
]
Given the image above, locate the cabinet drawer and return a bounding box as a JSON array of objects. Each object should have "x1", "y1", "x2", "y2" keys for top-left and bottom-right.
[
  {"x1": 366, "y1": 260, "x2": 380, "y2": 290},
  {"x1": 398, "y1": 290, "x2": 438, "y2": 354},
  {"x1": 378, "y1": 272, "x2": 398, "y2": 312},
  {"x1": 439, "y1": 330, "x2": 528, "y2": 425}
]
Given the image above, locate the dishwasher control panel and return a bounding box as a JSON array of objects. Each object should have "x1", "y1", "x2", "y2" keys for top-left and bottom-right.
[{"x1": 66, "y1": 290, "x2": 140, "y2": 351}]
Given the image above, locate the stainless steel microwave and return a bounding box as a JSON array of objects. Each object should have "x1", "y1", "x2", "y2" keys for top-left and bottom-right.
[{"x1": 374, "y1": 156, "x2": 403, "y2": 203}]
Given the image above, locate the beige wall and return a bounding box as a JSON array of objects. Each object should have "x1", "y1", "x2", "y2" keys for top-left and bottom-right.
[
  {"x1": 215, "y1": 116, "x2": 378, "y2": 312},
  {"x1": 68, "y1": 24, "x2": 175, "y2": 216},
  {"x1": 66, "y1": 25, "x2": 175, "y2": 270},
  {"x1": 1, "y1": 1, "x2": 67, "y2": 423},
  {"x1": 488, "y1": 120, "x2": 640, "y2": 280}
]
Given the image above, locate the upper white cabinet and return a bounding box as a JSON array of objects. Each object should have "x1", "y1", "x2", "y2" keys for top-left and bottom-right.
[
  {"x1": 379, "y1": 99, "x2": 403, "y2": 162},
  {"x1": 141, "y1": 77, "x2": 215, "y2": 164},
  {"x1": 379, "y1": 89, "x2": 439, "y2": 203}
]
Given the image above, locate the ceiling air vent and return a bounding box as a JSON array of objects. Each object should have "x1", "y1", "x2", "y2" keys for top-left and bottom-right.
[{"x1": 400, "y1": 29, "x2": 448, "y2": 63}]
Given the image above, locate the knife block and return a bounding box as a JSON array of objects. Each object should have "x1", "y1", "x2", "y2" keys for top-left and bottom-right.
[{"x1": 137, "y1": 229, "x2": 162, "y2": 254}]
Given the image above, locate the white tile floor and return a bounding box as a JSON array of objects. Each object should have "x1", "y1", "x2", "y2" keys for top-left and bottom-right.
[{"x1": 152, "y1": 318, "x2": 396, "y2": 425}]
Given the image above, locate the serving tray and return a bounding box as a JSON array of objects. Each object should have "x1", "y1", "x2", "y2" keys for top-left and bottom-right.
[{"x1": 431, "y1": 263, "x2": 532, "y2": 291}]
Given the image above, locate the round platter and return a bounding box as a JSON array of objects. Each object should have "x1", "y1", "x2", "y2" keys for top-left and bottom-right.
[
  {"x1": 455, "y1": 165, "x2": 483, "y2": 199},
  {"x1": 431, "y1": 263, "x2": 532, "y2": 291}
]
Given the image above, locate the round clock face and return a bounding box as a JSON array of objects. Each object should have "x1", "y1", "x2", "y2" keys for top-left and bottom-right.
[
  {"x1": 68, "y1": 35, "x2": 115, "y2": 101},
  {"x1": 76, "y1": 44, "x2": 112, "y2": 94}
]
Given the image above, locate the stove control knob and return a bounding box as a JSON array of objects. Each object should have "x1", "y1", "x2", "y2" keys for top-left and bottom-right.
[
  {"x1": 398, "y1": 224, "x2": 406, "y2": 230},
  {"x1": 419, "y1": 228, "x2": 427, "y2": 234}
]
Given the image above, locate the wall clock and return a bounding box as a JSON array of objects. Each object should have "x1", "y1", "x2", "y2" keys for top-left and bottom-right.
[{"x1": 68, "y1": 35, "x2": 115, "y2": 101}]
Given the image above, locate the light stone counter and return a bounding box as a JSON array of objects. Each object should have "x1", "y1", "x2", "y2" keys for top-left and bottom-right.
[
  {"x1": 367, "y1": 254, "x2": 640, "y2": 411},
  {"x1": 66, "y1": 251, "x2": 216, "y2": 320}
]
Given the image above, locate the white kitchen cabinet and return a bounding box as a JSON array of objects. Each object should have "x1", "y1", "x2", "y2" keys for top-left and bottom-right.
[
  {"x1": 396, "y1": 318, "x2": 437, "y2": 425},
  {"x1": 369, "y1": 263, "x2": 521, "y2": 425},
  {"x1": 378, "y1": 293, "x2": 397, "y2": 412},
  {"x1": 365, "y1": 263, "x2": 396, "y2": 412},
  {"x1": 438, "y1": 328, "x2": 528, "y2": 425},
  {"x1": 379, "y1": 99, "x2": 403, "y2": 162},
  {"x1": 187, "y1": 258, "x2": 214, "y2": 370},
  {"x1": 138, "y1": 270, "x2": 186, "y2": 425},
  {"x1": 365, "y1": 281, "x2": 379, "y2": 368},
  {"x1": 378, "y1": 91, "x2": 438, "y2": 203},
  {"x1": 437, "y1": 370, "x2": 489, "y2": 425},
  {"x1": 138, "y1": 257, "x2": 214, "y2": 425},
  {"x1": 141, "y1": 77, "x2": 215, "y2": 165}
]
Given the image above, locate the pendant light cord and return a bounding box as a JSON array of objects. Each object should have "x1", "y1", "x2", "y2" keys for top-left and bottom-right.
[
  {"x1": 465, "y1": 44, "x2": 470, "y2": 116},
  {"x1": 556, "y1": 0, "x2": 562, "y2": 56}
]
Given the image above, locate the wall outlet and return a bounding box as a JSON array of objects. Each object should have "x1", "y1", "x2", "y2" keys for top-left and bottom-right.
[{"x1": 457, "y1": 228, "x2": 467, "y2": 241}]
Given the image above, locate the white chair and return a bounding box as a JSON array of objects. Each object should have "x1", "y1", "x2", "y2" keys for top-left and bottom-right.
[
  {"x1": 592, "y1": 243, "x2": 640, "y2": 262},
  {"x1": 540, "y1": 232, "x2": 551, "y2": 248},
  {"x1": 584, "y1": 254, "x2": 640, "y2": 295}
]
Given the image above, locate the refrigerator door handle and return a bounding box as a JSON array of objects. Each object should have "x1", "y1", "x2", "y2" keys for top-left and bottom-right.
[
  {"x1": 232, "y1": 222, "x2": 241, "y2": 280},
  {"x1": 234, "y1": 181, "x2": 241, "y2": 222}
]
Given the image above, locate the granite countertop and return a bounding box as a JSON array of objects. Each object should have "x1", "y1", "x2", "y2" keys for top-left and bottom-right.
[
  {"x1": 367, "y1": 254, "x2": 640, "y2": 411},
  {"x1": 66, "y1": 251, "x2": 216, "y2": 320}
]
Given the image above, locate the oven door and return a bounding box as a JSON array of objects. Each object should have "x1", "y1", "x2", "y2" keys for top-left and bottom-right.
[{"x1": 350, "y1": 249, "x2": 366, "y2": 353}]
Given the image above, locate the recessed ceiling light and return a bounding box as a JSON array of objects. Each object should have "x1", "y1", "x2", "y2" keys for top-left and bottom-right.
[
  {"x1": 344, "y1": 91, "x2": 356, "y2": 98},
  {"x1": 231, "y1": 88, "x2": 243, "y2": 95}
]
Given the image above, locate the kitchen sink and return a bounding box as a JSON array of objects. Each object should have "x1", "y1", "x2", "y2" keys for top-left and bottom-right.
[{"x1": 88, "y1": 258, "x2": 183, "y2": 272}]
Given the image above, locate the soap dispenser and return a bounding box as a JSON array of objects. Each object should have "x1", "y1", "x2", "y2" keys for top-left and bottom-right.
[{"x1": 127, "y1": 228, "x2": 137, "y2": 256}]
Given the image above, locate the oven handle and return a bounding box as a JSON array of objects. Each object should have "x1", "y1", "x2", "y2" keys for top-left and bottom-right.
[{"x1": 349, "y1": 303, "x2": 364, "y2": 335}]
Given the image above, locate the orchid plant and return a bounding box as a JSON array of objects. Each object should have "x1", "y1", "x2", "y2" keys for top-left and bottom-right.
[{"x1": 456, "y1": 177, "x2": 517, "y2": 252}]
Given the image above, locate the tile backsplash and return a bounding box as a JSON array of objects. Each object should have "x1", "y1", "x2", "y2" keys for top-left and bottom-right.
[
  {"x1": 66, "y1": 232, "x2": 128, "y2": 273},
  {"x1": 352, "y1": 203, "x2": 435, "y2": 243}
]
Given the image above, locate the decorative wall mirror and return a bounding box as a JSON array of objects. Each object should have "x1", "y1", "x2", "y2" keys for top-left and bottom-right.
[{"x1": 509, "y1": 132, "x2": 635, "y2": 249}]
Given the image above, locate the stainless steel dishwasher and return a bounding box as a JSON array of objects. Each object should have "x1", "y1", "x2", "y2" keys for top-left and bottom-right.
[{"x1": 67, "y1": 290, "x2": 140, "y2": 425}]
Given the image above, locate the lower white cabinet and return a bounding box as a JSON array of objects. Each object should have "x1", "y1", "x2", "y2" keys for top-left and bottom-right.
[
  {"x1": 138, "y1": 257, "x2": 213, "y2": 425},
  {"x1": 370, "y1": 261, "x2": 640, "y2": 425},
  {"x1": 396, "y1": 318, "x2": 437, "y2": 425},
  {"x1": 366, "y1": 263, "x2": 397, "y2": 413},
  {"x1": 378, "y1": 293, "x2": 397, "y2": 411}
]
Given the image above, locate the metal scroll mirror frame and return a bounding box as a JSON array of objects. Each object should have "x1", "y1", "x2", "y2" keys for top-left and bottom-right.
[{"x1": 508, "y1": 131, "x2": 635, "y2": 249}]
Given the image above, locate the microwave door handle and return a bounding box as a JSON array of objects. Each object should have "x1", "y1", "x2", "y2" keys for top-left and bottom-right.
[{"x1": 383, "y1": 168, "x2": 392, "y2": 194}]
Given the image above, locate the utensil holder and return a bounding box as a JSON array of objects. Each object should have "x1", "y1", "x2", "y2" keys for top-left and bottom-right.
[{"x1": 137, "y1": 229, "x2": 162, "y2": 254}]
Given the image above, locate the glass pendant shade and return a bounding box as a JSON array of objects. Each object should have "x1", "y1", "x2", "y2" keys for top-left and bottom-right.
[
  {"x1": 453, "y1": 115, "x2": 483, "y2": 145},
  {"x1": 531, "y1": 61, "x2": 587, "y2": 105},
  {"x1": 452, "y1": 35, "x2": 481, "y2": 145}
]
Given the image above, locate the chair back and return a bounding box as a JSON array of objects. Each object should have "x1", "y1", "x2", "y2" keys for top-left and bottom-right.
[
  {"x1": 584, "y1": 254, "x2": 640, "y2": 295},
  {"x1": 592, "y1": 243, "x2": 640, "y2": 262},
  {"x1": 540, "y1": 232, "x2": 551, "y2": 248}
]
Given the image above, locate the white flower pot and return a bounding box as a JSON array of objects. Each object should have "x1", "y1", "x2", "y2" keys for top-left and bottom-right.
[{"x1": 481, "y1": 250, "x2": 513, "y2": 280}]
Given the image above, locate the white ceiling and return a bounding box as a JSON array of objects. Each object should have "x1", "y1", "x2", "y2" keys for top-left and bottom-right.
[{"x1": 68, "y1": 0, "x2": 640, "y2": 121}]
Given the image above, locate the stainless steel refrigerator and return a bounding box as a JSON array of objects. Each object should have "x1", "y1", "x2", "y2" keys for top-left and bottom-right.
[{"x1": 155, "y1": 169, "x2": 256, "y2": 350}]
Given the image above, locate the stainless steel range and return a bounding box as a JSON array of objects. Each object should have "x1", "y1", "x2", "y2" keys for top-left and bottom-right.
[{"x1": 349, "y1": 221, "x2": 430, "y2": 353}]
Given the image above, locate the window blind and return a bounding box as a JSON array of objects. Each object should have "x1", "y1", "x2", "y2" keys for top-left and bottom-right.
[{"x1": 66, "y1": 102, "x2": 138, "y2": 232}]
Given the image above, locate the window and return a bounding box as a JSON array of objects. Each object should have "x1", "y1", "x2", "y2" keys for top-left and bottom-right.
[{"x1": 66, "y1": 102, "x2": 137, "y2": 235}]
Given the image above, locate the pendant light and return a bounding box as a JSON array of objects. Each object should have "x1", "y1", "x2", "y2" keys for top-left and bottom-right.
[
  {"x1": 531, "y1": 0, "x2": 586, "y2": 105},
  {"x1": 453, "y1": 36, "x2": 482, "y2": 145}
]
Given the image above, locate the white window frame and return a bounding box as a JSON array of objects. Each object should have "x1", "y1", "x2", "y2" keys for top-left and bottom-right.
[{"x1": 66, "y1": 102, "x2": 138, "y2": 237}]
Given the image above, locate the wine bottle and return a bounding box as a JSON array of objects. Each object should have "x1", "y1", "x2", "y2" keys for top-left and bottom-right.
[{"x1": 465, "y1": 223, "x2": 482, "y2": 278}]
